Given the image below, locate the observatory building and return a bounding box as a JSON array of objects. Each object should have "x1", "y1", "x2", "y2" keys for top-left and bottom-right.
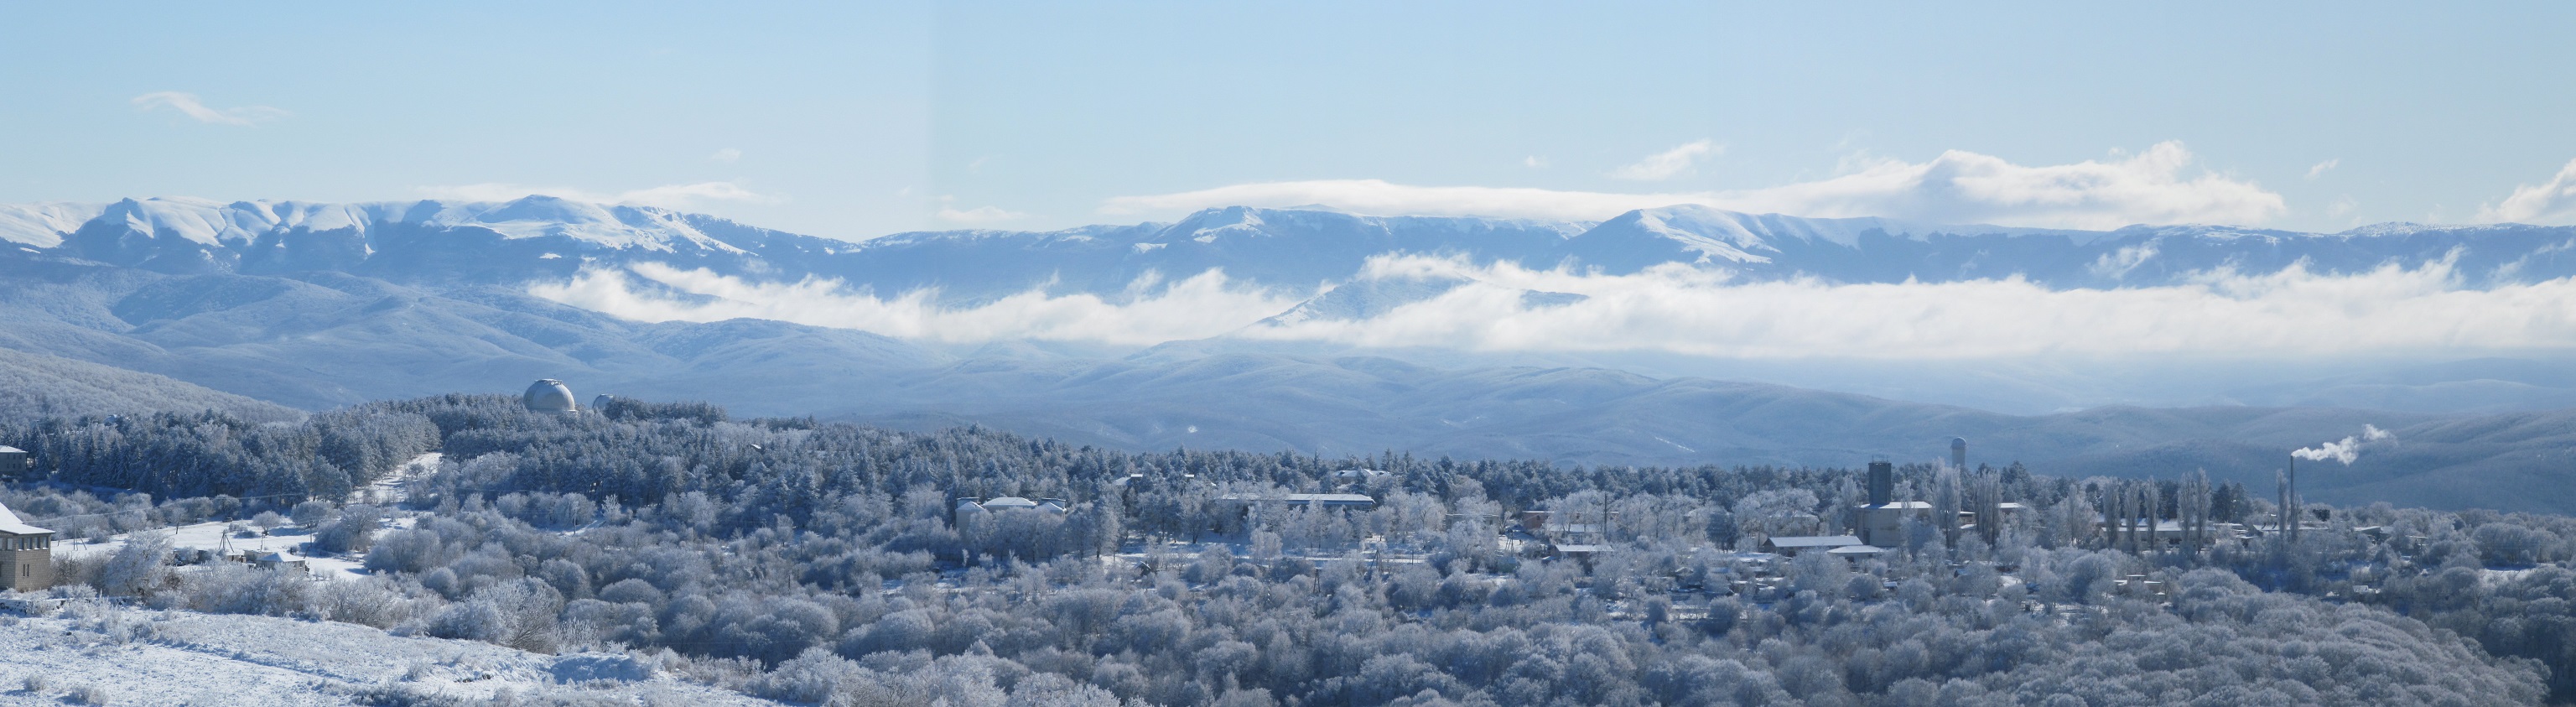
[{"x1": 524, "y1": 379, "x2": 580, "y2": 414}]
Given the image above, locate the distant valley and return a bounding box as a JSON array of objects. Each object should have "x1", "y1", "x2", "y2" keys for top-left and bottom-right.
[{"x1": 3, "y1": 196, "x2": 2574, "y2": 512}]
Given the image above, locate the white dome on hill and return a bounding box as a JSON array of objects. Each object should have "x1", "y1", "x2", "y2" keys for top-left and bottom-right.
[{"x1": 524, "y1": 379, "x2": 579, "y2": 413}]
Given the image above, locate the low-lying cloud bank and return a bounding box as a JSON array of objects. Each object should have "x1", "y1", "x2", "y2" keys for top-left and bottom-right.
[
  {"x1": 536, "y1": 255, "x2": 2576, "y2": 359},
  {"x1": 1241, "y1": 255, "x2": 2576, "y2": 357},
  {"x1": 1103, "y1": 142, "x2": 2283, "y2": 231},
  {"x1": 532, "y1": 263, "x2": 1303, "y2": 346}
]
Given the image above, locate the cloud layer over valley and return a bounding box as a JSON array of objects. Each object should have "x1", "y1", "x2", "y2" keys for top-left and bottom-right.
[
  {"x1": 535, "y1": 253, "x2": 2576, "y2": 359},
  {"x1": 1104, "y1": 142, "x2": 2284, "y2": 230},
  {"x1": 532, "y1": 263, "x2": 1305, "y2": 346}
]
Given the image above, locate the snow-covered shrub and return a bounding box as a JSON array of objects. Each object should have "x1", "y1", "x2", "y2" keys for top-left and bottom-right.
[
  {"x1": 316, "y1": 504, "x2": 386, "y2": 554},
  {"x1": 558, "y1": 598, "x2": 657, "y2": 648},
  {"x1": 184, "y1": 563, "x2": 309, "y2": 616},
  {"x1": 425, "y1": 600, "x2": 509, "y2": 645},
  {"x1": 100, "y1": 530, "x2": 173, "y2": 598},
  {"x1": 427, "y1": 579, "x2": 563, "y2": 653},
  {"x1": 595, "y1": 578, "x2": 662, "y2": 606},
  {"x1": 364, "y1": 527, "x2": 453, "y2": 574},
  {"x1": 290, "y1": 500, "x2": 335, "y2": 529},
  {"x1": 307, "y1": 576, "x2": 422, "y2": 628},
  {"x1": 747, "y1": 647, "x2": 865, "y2": 704}
]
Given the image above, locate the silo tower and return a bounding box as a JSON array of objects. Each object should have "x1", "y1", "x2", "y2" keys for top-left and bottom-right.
[
  {"x1": 524, "y1": 379, "x2": 579, "y2": 414},
  {"x1": 1950, "y1": 437, "x2": 1968, "y2": 472}
]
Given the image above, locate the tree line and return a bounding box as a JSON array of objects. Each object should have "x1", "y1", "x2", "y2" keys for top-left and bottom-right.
[{"x1": 18, "y1": 394, "x2": 2576, "y2": 706}]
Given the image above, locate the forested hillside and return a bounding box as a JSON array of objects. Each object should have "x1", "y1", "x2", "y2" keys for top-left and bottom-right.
[
  {"x1": 9, "y1": 395, "x2": 2576, "y2": 705},
  {"x1": 0, "y1": 346, "x2": 300, "y2": 424}
]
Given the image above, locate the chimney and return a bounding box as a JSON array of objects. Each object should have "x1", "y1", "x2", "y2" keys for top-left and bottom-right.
[
  {"x1": 2287, "y1": 455, "x2": 2300, "y2": 543},
  {"x1": 1867, "y1": 460, "x2": 1894, "y2": 506}
]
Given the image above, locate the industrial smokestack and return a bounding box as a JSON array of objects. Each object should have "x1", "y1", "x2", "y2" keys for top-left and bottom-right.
[
  {"x1": 2287, "y1": 455, "x2": 2300, "y2": 543},
  {"x1": 1867, "y1": 460, "x2": 1894, "y2": 506},
  {"x1": 1950, "y1": 437, "x2": 1967, "y2": 472}
]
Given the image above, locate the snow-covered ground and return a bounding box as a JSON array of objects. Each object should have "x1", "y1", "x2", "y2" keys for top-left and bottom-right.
[
  {"x1": 355, "y1": 452, "x2": 440, "y2": 507},
  {"x1": 0, "y1": 606, "x2": 777, "y2": 705},
  {"x1": 44, "y1": 451, "x2": 444, "y2": 584},
  {"x1": 55, "y1": 518, "x2": 413, "y2": 582}
]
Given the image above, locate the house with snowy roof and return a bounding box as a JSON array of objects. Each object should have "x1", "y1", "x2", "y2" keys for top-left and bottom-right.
[{"x1": 0, "y1": 500, "x2": 55, "y2": 592}]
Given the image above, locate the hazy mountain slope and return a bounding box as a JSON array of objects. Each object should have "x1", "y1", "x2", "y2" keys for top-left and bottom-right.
[
  {"x1": 0, "y1": 346, "x2": 301, "y2": 423},
  {"x1": 0, "y1": 256, "x2": 948, "y2": 409}
]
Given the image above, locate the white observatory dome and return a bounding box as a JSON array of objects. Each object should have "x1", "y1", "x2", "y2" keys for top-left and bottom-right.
[{"x1": 524, "y1": 379, "x2": 579, "y2": 413}]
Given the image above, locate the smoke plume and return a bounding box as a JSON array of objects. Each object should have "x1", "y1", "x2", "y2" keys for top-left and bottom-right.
[{"x1": 2293, "y1": 424, "x2": 2395, "y2": 465}]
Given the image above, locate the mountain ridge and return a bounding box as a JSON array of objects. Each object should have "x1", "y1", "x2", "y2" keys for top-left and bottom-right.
[
  {"x1": 15, "y1": 196, "x2": 2576, "y2": 303},
  {"x1": 2, "y1": 195, "x2": 2574, "y2": 512}
]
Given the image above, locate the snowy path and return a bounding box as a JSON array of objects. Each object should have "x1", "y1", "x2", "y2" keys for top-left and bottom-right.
[{"x1": 353, "y1": 451, "x2": 440, "y2": 507}]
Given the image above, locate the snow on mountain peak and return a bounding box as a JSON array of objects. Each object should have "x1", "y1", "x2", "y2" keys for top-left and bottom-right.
[
  {"x1": 0, "y1": 201, "x2": 112, "y2": 247},
  {"x1": 0, "y1": 195, "x2": 751, "y2": 256}
]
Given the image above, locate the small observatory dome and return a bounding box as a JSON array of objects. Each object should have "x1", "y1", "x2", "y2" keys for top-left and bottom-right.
[
  {"x1": 524, "y1": 379, "x2": 579, "y2": 414},
  {"x1": 591, "y1": 394, "x2": 616, "y2": 413}
]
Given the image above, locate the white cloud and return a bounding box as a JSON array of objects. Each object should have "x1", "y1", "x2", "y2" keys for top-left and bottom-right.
[
  {"x1": 415, "y1": 181, "x2": 778, "y2": 210},
  {"x1": 2480, "y1": 157, "x2": 2576, "y2": 225},
  {"x1": 937, "y1": 205, "x2": 1029, "y2": 224},
  {"x1": 1104, "y1": 142, "x2": 2285, "y2": 230},
  {"x1": 532, "y1": 253, "x2": 2576, "y2": 358},
  {"x1": 530, "y1": 263, "x2": 1301, "y2": 346},
  {"x1": 130, "y1": 91, "x2": 287, "y2": 126},
  {"x1": 1231, "y1": 252, "x2": 2576, "y2": 358},
  {"x1": 1524, "y1": 156, "x2": 1548, "y2": 169},
  {"x1": 2307, "y1": 159, "x2": 2339, "y2": 179},
  {"x1": 1608, "y1": 139, "x2": 1720, "y2": 180},
  {"x1": 710, "y1": 148, "x2": 742, "y2": 162}
]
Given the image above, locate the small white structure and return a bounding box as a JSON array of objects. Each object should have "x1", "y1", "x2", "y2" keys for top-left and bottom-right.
[
  {"x1": 980, "y1": 496, "x2": 1041, "y2": 512},
  {"x1": 1215, "y1": 493, "x2": 1374, "y2": 509},
  {"x1": 253, "y1": 552, "x2": 309, "y2": 574},
  {"x1": 1762, "y1": 535, "x2": 1866, "y2": 557}
]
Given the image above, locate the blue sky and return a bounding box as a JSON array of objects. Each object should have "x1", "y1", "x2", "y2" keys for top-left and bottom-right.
[{"x1": 5, "y1": 3, "x2": 2573, "y2": 240}]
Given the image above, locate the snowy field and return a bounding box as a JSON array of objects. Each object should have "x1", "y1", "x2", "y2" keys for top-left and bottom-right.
[
  {"x1": 0, "y1": 606, "x2": 778, "y2": 706},
  {"x1": 53, "y1": 518, "x2": 411, "y2": 581},
  {"x1": 49, "y1": 451, "x2": 449, "y2": 583}
]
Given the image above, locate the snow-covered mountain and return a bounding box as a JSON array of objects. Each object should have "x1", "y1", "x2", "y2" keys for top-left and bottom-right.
[
  {"x1": 0, "y1": 196, "x2": 813, "y2": 284},
  {"x1": 8, "y1": 195, "x2": 2576, "y2": 510},
  {"x1": 11, "y1": 197, "x2": 2573, "y2": 306}
]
